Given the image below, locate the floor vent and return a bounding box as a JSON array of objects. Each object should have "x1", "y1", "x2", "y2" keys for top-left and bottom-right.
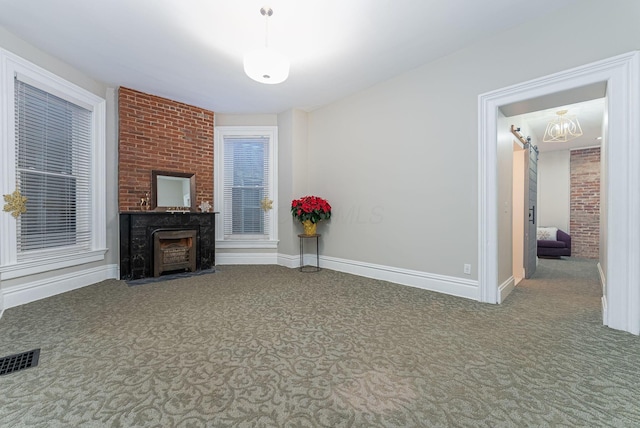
[{"x1": 0, "y1": 349, "x2": 40, "y2": 376}]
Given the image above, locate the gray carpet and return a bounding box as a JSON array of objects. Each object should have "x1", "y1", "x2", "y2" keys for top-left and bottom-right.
[{"x1": 0, "y1": 258, "x2": 639, "y2": 427}]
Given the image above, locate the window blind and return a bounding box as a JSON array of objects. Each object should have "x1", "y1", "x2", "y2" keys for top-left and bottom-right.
[
  {"x1": 223, "y1": 137, "x2": 270, "y2": 238},
  {"x1": 14, "y1": 77, "x2": 92, "y2": 257}
]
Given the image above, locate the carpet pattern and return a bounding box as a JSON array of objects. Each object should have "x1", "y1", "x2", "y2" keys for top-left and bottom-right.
[{"x1": 0, "y1": 259, "x2": 639, "y2": 427}]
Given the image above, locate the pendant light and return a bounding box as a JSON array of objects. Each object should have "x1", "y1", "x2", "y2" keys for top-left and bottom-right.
[
  {"x1": 243, "y1": 7, "x2": 290, "y2": 84},
  {"x1": 543, "y1": 109, "x2": 583, "y2": 143}
]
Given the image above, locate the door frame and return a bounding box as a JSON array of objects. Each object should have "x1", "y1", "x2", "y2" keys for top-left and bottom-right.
[
  {"x1": 511, "y1": 143, "x2": 526, "y2": 287},
  {"x1": 478, "y1": 51, "x2": 640, "y2": 335}
]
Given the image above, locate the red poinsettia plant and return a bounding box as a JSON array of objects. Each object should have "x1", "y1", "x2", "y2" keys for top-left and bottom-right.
[{"x1": 291, "y1": 195, "x2": 332, "y2": 223}]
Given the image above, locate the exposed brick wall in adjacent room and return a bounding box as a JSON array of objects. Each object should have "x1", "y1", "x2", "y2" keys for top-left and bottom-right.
[
  {"x1": 118, "y1": 87, "x2": 214, "y2": 212},
  {"x1": 570, "y1": 147, "x2": 600, "y2": 259}
]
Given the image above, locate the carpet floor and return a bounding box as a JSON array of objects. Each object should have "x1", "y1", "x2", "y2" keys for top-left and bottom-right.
[{"x1": 0, "y1": 258, "x2": 639, "y2": 427}]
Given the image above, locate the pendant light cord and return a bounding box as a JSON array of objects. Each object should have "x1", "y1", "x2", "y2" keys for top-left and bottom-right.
[{"x1": 261, "y1": 7, "x2": 273, "y2": 49}]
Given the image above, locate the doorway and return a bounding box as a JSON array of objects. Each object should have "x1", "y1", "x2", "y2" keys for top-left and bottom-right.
[
  {"x1": 509, "y1": 97, "x2": 605, "y2": 278},
  {"x1": 478, "y1": 51, "x2": 640, "y2": 335}
]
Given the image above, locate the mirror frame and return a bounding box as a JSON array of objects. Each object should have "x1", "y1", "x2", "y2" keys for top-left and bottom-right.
[{"x1": 151, "y1": 170, "x2": 196, "y2": 212}]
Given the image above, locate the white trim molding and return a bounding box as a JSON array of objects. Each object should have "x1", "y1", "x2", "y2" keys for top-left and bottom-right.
[
  {"x1": 218, "y1": 251, "x2": 479, "y2": 300},
  {"x1": 216, "y1": 240, "x2": 279, "y2": 249},
  {"x1": 0, "y1": 249, "x2": 108, "y2": 280},
  {"x1": 316, "y1": 255, "x2": 478, "y2": 300},
  {"x1": 278, "y1": 253, "x2": 299, "y2": 269},
  {"x1": 498, "y1": 276, "x2": 516, "y2": 304},
  {"x1": 214, "y1": 126, "x2": 278, "y2": 248},
  {"x1": 0, "y1": 47, "x2": 107, "y2": 279},
  {"x1": 2, "y1": 264, "x2": 118, "y2": 310},
  {"x1": 598, "y1": 262, "x2": 607, "y2": 325},
  {"x1": 479, "y1": 51, "x2": 640, "y2": 335}
]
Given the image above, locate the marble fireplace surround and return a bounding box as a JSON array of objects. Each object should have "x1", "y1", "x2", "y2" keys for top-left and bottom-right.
[{"x1": 119, "y1": 212, "x2": 216, "y2": 280}]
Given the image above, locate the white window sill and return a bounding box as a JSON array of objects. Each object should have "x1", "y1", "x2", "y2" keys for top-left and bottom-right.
[
  {"x1": 216, "y1": 240, "x2": 278, "y2": 249},
  {"x1": 0, "y1": 249, "x2": 108, "y2": 280}
]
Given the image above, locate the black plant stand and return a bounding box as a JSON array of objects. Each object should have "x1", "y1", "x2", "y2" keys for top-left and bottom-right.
[{"x1": 298, "y1": 233, "x2": 320, "y2": 272}]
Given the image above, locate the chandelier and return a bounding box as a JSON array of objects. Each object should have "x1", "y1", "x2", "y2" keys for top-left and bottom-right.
[
  {"x1": 243, "y1": 7, "x2": 290, "y2": 84},
  {"x1": 542, "y1": 109, "x2": 583, "y2": 143}
]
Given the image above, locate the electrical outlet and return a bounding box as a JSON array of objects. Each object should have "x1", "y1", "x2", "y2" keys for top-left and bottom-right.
[{"x1": 464, "y1": 264, "x2": 471, "y2": 275}]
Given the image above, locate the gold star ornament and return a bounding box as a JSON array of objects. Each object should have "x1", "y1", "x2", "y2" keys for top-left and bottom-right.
[
  {"x1": 3, "y1": 189, "x2": 28, "y2": 218},
  {"x1": 260, "y1": 198, "x2": 273, "y2": 212}
]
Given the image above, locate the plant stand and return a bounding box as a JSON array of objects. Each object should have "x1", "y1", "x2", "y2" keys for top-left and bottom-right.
[{"x1": 298, "y1": 233, "x2": 320, "y2": 272}]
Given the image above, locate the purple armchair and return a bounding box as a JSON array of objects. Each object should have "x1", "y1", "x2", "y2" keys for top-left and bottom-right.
[{"x1": 537, "y1": 229, "x2": 571, "y2": 257}]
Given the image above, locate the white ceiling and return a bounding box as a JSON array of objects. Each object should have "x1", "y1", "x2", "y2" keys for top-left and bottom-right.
[{"x1": 0, "y1": 0, "x2": 579, "y2": 114}]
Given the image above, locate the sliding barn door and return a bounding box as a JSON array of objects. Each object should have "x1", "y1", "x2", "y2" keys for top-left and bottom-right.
[{"x1": 524, "y1": 143, "x2": 538, "y2": 278}]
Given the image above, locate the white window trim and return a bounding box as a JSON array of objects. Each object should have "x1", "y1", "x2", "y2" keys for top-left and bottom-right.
[
  {"x1": 214, "y1": 126, "x2": 278, "y2": 249},
  {"x1": 0, "y1": 48, "x2": 107, "y2": 280}
]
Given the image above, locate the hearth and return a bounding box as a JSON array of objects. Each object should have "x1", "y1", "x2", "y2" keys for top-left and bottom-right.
[{"x1": 153, "y1": 229, "x2": 196, "y2": 277}]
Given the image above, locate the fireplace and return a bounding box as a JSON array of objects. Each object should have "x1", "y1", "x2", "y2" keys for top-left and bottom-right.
[
  {"x1": 119, "y1": 212, "x2": 216, "y2": 281},
  {"x1": 153, "y1": 229, "x2": 197, "y2": 277}
]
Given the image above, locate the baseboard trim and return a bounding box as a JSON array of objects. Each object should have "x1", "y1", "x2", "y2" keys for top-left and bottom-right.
[
  {"x1": 597, "y1": 262, "x2": 606, "y2": 294},
  {"x1": 498, "y1": 276, "x2": 516, "y2": 304},
  {"x1": 597, "y1": 262, "x2": 607, "y2": 326},
  {"x1": 218, "y1": 251, "x2": 479, "y2": 300},
  {"x1": 318, "y1": 255, "x2": 479, "y2": 300},
  {"x1": 277, "y1": 253, "x2": 299, "y2": 269},
  {"x1": 2, "y1": 264, "x2": 119, "y2": 310}
]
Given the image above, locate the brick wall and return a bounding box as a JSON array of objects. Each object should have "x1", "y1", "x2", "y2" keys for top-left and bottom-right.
[
  {"x1": 570, "y1": 148, "x2": 600, "y2": 259},
  {"x1": 118, "y1": 87, "x2": 214, "y2": 212}
]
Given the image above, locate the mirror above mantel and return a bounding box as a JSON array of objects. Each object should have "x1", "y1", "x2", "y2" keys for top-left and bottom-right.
[{"x1": 151, "y1": 170, "x2": 196, "y2": 212}]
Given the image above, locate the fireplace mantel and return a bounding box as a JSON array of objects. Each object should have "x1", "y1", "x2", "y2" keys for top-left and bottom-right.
[{"x1": 119, "y1": 212, "x2": 217, "y2": 280}]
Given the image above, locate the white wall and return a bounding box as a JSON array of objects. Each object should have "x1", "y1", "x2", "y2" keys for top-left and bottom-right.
[
  {"x1": 303, "y1": 0, "x2": 640, "y2": 297},
  {"x1": 4, "y1": 0, "x2": 639, "y2": 305},
  {"x1": 277, "y1": 109, "x2": 309, "y2": 257},
  {"x1": 215, "y1": 114, "x2": 277, "y2": 127},
  {"x1": 537, "y1": 150, "x2": 570, "y2": 232}
]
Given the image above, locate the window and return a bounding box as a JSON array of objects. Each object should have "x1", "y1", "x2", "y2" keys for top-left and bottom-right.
[
  {"x1": 0, "y1": 48, "x2": 106, "y2": 280},
  {"x1": 15, "y1": 79, "x2": 91, "y2": 255},
  {"x1": 215, "y1": 126, "x2": 277, "y2": 248}
]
